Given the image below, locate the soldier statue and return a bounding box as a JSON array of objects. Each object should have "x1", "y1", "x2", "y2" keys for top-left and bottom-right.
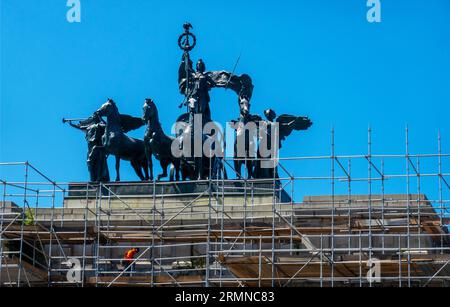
[
  {"x1": 179, "y1": 56, "x2": 214, "y2": 123},
  {"x1": 68, "y1": 116, "x2": 110, "y2": 182}
]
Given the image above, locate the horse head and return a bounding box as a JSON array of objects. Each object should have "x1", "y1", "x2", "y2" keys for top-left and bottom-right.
[
  {"x1": 238, "y1": 95, "x2": 251, "y2": 118},
  {"x1": 144, "y1": 98, "x2": 164, "y2": 130},
  {"x1": 264, "y1": 109, "x2": 277, "y2": 122},
  {"x1": 143, "y1": 98, "x2": 158, "y2": 122},
  {"x1": 93, "y1": 99, "x2": 123, "y2": 134},
  {"x1": 95, "y1": 99, "x2": 119, "y2": 119}
]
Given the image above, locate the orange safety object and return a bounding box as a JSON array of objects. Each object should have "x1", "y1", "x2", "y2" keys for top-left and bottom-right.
[{"x1": 124, "y1": 248, "x2": 138, "y2": 261}]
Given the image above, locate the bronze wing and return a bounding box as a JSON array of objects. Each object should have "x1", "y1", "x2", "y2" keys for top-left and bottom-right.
[
  {"x1": 119, "y1": 115, "x2": 145, "y2": 133},
  {"x1": 207, "y1": 71, "x2": 254, "y2": 100},
  {"x1": 276, "y1": 114, "x2": 313, "y2": 145}
]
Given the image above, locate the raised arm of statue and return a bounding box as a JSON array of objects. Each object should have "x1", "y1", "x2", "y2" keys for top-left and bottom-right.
[
  {"x1": 178, "y1": 54, "x2": 195, "y2": 95},
  {"x1": 69, "y1": 122, "x2": 88, "y2": 132}
]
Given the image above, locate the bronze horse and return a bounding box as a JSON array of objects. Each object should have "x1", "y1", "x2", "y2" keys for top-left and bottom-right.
[
  {"x1": 143, "y1": 99, "x2": 225, "y2": 181},
  {"x1": 142, "y1": 99, "x2": 181, "y2": 181},
  {"x1": 231, "y1": 96, "x2": 261, "y2": 179},
  {"x1": 94, "y1": 99, "x2": 150, "y2": 181},
  {"x1": 254, "y1": 109, "x2": 313, "y2": 179}
]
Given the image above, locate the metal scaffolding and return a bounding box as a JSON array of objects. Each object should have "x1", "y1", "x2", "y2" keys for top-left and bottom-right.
[{"x1": 1, "y1": 128, "x2": 449, "y2": 287}]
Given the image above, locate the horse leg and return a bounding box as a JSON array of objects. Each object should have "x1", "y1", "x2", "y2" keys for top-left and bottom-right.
[
  {"x1": 168, "y1": 159, "x2": 181, "y2": 182},
  {"x1": 195, "y1": 157, "x2": 203, "y2": 180},
  {"x1": 246, "y1": 159, "x2": 254, "y2": 179},
  {"x1": 157, "y1": 160, "x2": 169, "y2": 181},
  {"x1": 169, "y1": 164, "x2": 175, "y2": 182},
  {"x1": 142, "y1": 158, "x2": 150, "y2": 181},
  {"x1": 253, "y1": 151, "x2": 261, "y2": 179},
  {"x1": 148, "y1": 158, "x2": 153, "y2": 181},
  {"x1": 131, "y1": 160, "x2": 145, "y2": 181},
  {"x1": 145, "y1": 144, "x2": 154, "y2": 181},
  {"x1": 234, "y1": 159, "x2": 242, "y2": 179},
  {"x1": 181, "y1": 161, "x2": 189, "y2": 181},
  {"x1": 115, "y1": 156, "x2": 121, "y2": 182},
  {"x1": 223, "y1": 167, "x2": 228, "y2": 180},
  {"x1": 173, "y1": 160, "x2": 181, "y2": 182}
]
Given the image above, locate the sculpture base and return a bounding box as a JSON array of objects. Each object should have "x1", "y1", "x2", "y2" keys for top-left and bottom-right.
[{"x1": 61, "y1": 180, "x2": 292, "y2": 224}]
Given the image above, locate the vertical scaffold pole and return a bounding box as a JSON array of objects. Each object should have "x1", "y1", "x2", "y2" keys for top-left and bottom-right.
[
  {"x1": 320, "y1": 233, "x2": 323, "y2": 287},
  {"x1": 205, "y1": 158, "x2": 213, "y2": 287},
  {"x1": 0, "y1": 180, "x2": 7, "y2": 285},
  {"x1": 94, "y1": 183, "x2": 101, "y2": 286},
  {"x1": 47, "y1": 180, "x2": 56, "y2": 287},
  {"x1": 330, "y1": 127, "x2": 335, "y2": 287},
  {"x1": 398, "y1": 234, "x2": 402, "y2": 287},
  {"x1": 271, "y1": 153, "x2": 277, "y2": 287},
  {"x1": 438, "y1": 131, "x2": 444, "y2": 253},
  {"x1": 368, "y1": 127, "x2": 373, "y2": 287},
  {"x1": 381, "y1": 159, "x2": 385, "y2": 255},
  {"x1": 347, "y1": 159, "x2": 352, "y2": 255},
  {"x1": 258, "y1": 235, "x2": 262, "y2": 287},
  {"x1": 359, "y1": 231, "x2": 362, "y2": 287},
  {"x1": 81, "y1": 183, "x2": 89, "y2": 287},
  {"x1": 416, "y1": 157, "x2": 422, "y2": 251},
  {"x1": 405, "y1": 126, "x2": 411, "y2": 287},
  {"x1": 219, "y1": 157, "x2": 226, "y2": 287},
  {"x1": 290, "y1": 175, "x2": 294, "y2": 255},
  {"x1": 243, "y1": 162, "x2": 248, "y2": 256},
  {"x1": 151, "y1": 179, "x2": 156, "y2": 287},
  {"x1": 16, "y1": 162, "x2": 29, "y2": 287}
]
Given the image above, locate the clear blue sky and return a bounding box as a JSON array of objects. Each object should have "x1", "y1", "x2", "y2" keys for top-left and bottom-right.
[{"x1": 1, "y1": 0, "x2": 449, "y2": 201}]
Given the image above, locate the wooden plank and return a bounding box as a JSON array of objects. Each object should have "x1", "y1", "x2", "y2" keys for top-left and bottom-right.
[{"x1": 87, "y1": 275, "x2": 204, "y2": 287}]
